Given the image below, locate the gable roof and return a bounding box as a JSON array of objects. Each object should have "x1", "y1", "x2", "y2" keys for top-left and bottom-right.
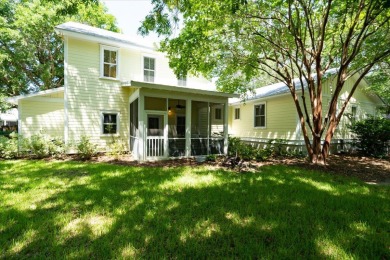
[{"x1": 55, "y1": 22, "x2": 155, "y2": 51}]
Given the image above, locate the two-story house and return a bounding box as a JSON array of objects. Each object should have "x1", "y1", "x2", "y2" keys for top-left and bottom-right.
[{"x1": 11, "y1": 22, "x2": 237, "y2": 161}]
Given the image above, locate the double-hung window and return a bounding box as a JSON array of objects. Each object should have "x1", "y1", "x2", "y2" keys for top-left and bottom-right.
[
  {"x1": 101, "y1": 46, "x2": 118, "y2": 79},
  {"x1": 144, "y1": 57, "x2": 155, "y2": 82},
  {"x1": 254, "y1": 103, "x2": 266, "y2": 127},
  {"x1": 102, "y1": 112, "x2": 119, "y2": 134}
]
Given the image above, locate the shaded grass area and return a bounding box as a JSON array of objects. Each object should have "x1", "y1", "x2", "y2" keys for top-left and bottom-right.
[{"x1": 0, "y1": 160, "x2": 389, "y2": 259}]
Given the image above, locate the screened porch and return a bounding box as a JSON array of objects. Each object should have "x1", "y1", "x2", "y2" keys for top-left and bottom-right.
[{"x1": 128, "y1": 92, "x2": 228, "y2": 161}]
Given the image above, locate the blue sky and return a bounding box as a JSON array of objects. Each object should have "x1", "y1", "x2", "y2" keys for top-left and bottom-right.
[{"x1": 103, "y1": 0, "x2": 160, "y2": 42}]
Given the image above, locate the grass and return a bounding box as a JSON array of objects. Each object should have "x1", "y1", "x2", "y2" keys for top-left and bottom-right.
[{"x1": 0, "y1": 160, "x2": 389, "y2": 259}]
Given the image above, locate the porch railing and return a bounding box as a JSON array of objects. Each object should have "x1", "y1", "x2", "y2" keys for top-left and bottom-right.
[{"x1": 146, "y1": 136, "x2": 165, "y2": 157}]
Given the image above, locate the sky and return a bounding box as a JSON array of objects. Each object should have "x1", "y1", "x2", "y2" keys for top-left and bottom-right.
[{"x1": 102, "y1": 0, "x2": 161, "y2": 42}]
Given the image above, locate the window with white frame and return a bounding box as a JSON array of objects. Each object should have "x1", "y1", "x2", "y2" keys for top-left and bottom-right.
[
  {"x1": 101, "y1": 46, "x2": 118, "y2": 79},
  {"x1": 178, "y1": 75, "x2": 187, "y2": 86},
  {"x1": 102, "y1": 112, "x2": 119, "y2": 134},
  {"x1": 215, "y1": 108, "x2": 222, "y2": 120},
  {"x1": 144, "y1": 57, "x2": 155, "y2": 82},
  {"x1": 254, "y1": 103, "x2": 266, "y2": 127},
  {"x1": 234, "y1": 108, "x2": 240, "y2": 120}
]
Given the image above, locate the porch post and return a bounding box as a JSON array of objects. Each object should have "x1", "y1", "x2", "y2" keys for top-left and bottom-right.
[
  {"x1": 223, "y1": 100, "x2": 229, "y2": 155},
  {"x1": 185, "y1": 99, "x2": 192, "y2": 157},
  {"x1": 138, "y1": 93, "x2": 145, "y2": 161}
]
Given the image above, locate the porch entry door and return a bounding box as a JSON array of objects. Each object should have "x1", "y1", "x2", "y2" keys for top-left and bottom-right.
[{"x1": 145, "y1": 112, "x2": 168, "y2": 158}]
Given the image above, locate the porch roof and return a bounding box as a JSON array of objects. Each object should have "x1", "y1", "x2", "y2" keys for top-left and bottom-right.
[{"x1": 123, "y1": 80, "x2": 239, "y2": 98}]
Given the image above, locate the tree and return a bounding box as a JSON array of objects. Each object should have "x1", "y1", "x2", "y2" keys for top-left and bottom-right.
[
  {"x1": 0, "y1": 0, "x2": 118, "y2": 98},
  {"x1": 140, "y1": 0, "x2": 390, "y2": 163},
  {"x1": 365, "y1": 61, "x2": 390, "y2": 115}
]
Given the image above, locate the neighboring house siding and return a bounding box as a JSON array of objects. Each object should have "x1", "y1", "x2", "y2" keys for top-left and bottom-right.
[
  {"x1": 229, "y1": 94, "x2": 299, "y2": 140},
  {"x1": 229, "y1": 74, "x2": 381, "y2": 144},
  {"x1": 333, "y1": 75, "x2": 379, "y2": 140},
  {"x1": 66, "y1": 38, "x2": 132, "y2": 150},
  {"x1": 19, "y1": 98, "x2": 64, "y2": 138}
]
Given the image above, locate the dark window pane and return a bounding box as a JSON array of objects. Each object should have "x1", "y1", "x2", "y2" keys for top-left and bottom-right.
[
  {"x1": 110, "y1": 65, "x2": 117, "y2": 78},
  {"x1": 104, "y1": 50, "x2": 110, "y2": 62},
  {"x1": 110, "y1": 51, "x2": 117, "y2": 63},
  {"x1": 104, "y1": 64, "x2": 110, "y2": 77},
  {"x1": 260, "y1": 104, "x2": 265, "y2": 115}
]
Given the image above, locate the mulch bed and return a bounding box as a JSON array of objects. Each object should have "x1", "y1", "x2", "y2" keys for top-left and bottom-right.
[{"x1": 91, "y1": 154, "x2": 390, "y2": 185}]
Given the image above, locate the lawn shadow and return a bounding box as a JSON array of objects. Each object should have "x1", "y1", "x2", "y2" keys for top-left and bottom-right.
[{"x1": 1, "y1": 161, "x2": 389, "y2": 258}]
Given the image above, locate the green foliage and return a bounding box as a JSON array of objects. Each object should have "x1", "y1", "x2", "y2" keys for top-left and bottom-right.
[
  {"x1": 141, "y1": 0, "x2": 390, "y2": 163},
  {"x1": 107, "y1": 138, "x2": 126, "y2": 160},
  {"x1": 0, "y1": 132, "x2": 19, "y2": 159},
  {"x1": 0, "y1": 0, "x2": 118, "y2": 97},
  {"x1": 228, "y1": 136, "x2": 305, "y2": 161},
  {"x1": 23, "y1": 133, "x2": 65, "y2": 158},
  {"x1": 206, "y1": 154, "x2": 217, "y2": 162},
  {"x1": 348, "y1": 117, "x2": 390, "y2": 157},
  {"x1": 365, "y1": 63, "x2": 390, "y2": 114},
  {"x1": 76, "y1": 135, "x2": 97, "y2": 160}
]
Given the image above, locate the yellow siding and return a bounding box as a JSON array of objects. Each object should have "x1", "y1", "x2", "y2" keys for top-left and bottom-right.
[
  {"x1": 229, "y1": 94, "x2": 300, "y2": 140},
  {"x1": 66, "y1": 38, "x2": 132, "y2": 150},
  {"x1": 20, "y1": 99, "x2": 64, "y2": 138},
  {"x1": 230, "y1": 74, "x2": 381, "y2": 142},
  {"x1": 334, "y1": 75, "x2": 379, "y2": 139}
]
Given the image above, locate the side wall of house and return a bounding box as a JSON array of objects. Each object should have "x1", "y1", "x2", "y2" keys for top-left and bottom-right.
[
  {"x1": 19, "y1": 94, "x2": 64, "y2": 139},
  {"x1": 229, "y1": 74, "x2": 382, "y2": 150},
  {"x1": 66, "y1": 37, "x2": 132, "y2": 151},
  {"x1": 229, "y1": 94, "x2": 300, "y2": 141}
]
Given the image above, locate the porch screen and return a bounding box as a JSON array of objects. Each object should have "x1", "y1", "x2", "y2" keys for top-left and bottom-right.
[
  {"x1": 130, "y1": 98, "x2": 139, "y2": 153},
  {"x1": 191, "y1": 101, "x2": 225, "y2": 156},
  {"x1": 168, "y1": 99, "x2": 186, "y2": 157}
]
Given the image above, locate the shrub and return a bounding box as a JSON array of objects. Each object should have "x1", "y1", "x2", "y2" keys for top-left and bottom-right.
[
  {"x1": 22, "y1": 133, "x2": 65, "y2": 158},
  {"x1": 48, "y1": 139, "x2": 67, "y2": 158},
  {"x1": 107, "y1": 138, "x2": 126, "y2": 160},
  {"x1": 348, "y1": 117, "x2": 390, "y2": 157},
  {"x1": 24, "y1": 134, "x2": 50, "y2": 158},
  {"x1": 0, "y1": 133, "x2": 19, "y2": 159},
  {"x1": 76, "y1": 135, "x2": 97, "y2": 160}
]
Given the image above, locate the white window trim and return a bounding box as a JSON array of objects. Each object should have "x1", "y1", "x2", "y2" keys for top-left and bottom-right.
[
  {"x1": 101, "y1": 111, "x2": 120, "y2": 136},
  {"x1": 234, "y1": 107, "x2": 240, "y2": 120},
  {"x1": 143, "y1": 56, "x2": 156, "y2": 83},
  {"x1": 100, "y1": 45, "x2": 119, "y2": 80},
  {"x1": 254, "y1": 102, "x2": 266, "y2": 128}
]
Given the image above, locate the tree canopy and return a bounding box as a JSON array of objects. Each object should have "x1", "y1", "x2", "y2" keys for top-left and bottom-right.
[
  {"x1": 140, "y1": 0, "x2": 390, "y2": 163},
  {"x1": 0, "y1": 0, "x2": 118, "y2": 102}
]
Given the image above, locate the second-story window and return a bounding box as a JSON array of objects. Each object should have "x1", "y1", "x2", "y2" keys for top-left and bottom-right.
[
  {"x1": 144, "y1": 57, "x2": 155, "y2": 82},
  {"x1": 101, "y1": 46, "x2": 118, "y2": 79}
]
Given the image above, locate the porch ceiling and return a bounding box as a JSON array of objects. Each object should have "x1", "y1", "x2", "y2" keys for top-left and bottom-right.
[{"x1": 122, "y1": 80, "x2": 239, "y2": 98}]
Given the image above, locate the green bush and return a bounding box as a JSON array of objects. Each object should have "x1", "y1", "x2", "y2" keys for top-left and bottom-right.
[
  {"x1": 23, "y1": 134, "x2": 50, "y2": 158},
  {"x1": 22, "y1": 133, "x2": 65, "y2": 158},
  {"x1": 0, "y1": 133, "x2": 19, "y2": 159},
  {"x1": 228, "y1": 136, "x2": 271, "y2": 161},
  {"x1": 348, "y1": 117, "x2": 390, "y2": 157},
  {"x1": 107, "y1": 138, "x2": 126, "y2": 160},
  {"x1": 76, "y1": 135, "x2": 97, "y2": 160}
]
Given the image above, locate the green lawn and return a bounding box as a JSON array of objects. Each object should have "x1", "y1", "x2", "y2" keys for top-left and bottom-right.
[{"x1": 0, "y1": 160, "x2": 389, "y2": 259}]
